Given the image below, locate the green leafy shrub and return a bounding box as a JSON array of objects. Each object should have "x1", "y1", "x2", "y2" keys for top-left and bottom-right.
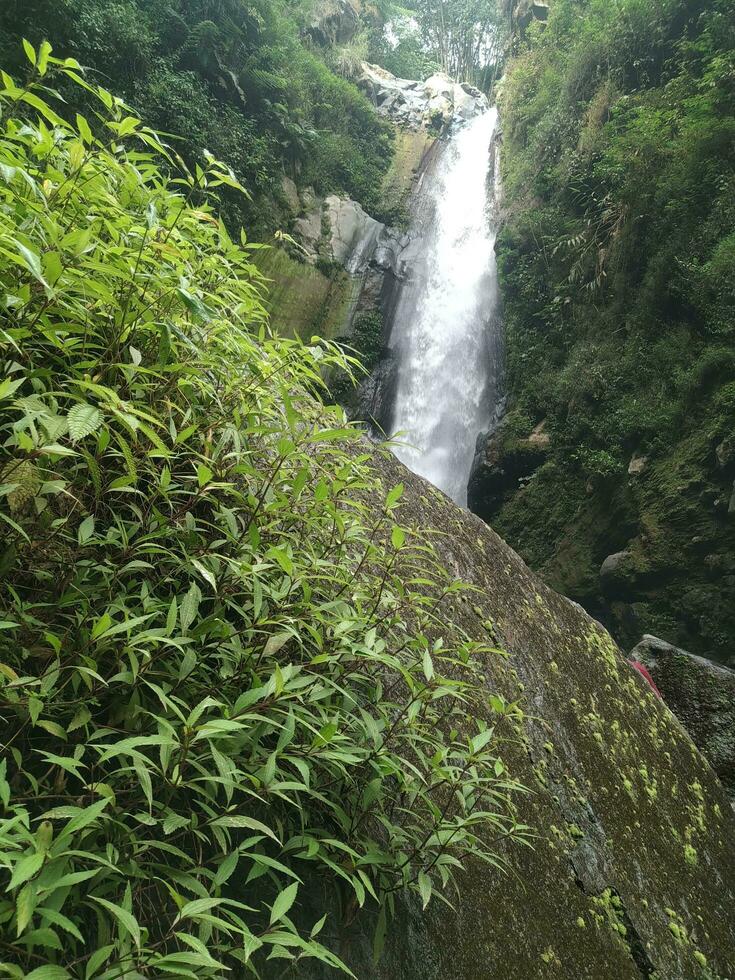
[
  {"x1": 493, "y1": 0, "x2": 735, "y2": 657},
  {"x1": 0, "y1": 0, "x2": 395, "y2": 236},
  {"x1": 329, "y1": 311, "x2": 386, "y2": 407},
  {"x1": 0, "y1": 48, "x2": 528, "y2": 976},
  {"x1": 572, "y1": 448, "x2": 624, "y2": 481}
]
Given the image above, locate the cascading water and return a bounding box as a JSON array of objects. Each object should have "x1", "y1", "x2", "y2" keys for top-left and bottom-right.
[{"x1": 388, "y1": 108, "x2": 502, "y2": 505}]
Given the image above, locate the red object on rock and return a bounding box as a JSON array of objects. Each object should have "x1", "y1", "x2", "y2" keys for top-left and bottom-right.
[{"x1": 630, "y1": 660, "x2": 662, "y2": 698}]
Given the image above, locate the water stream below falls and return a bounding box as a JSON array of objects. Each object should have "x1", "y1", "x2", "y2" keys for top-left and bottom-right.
[{"x1": 388, "y1": 108, "x2": 503, "y2": 505}]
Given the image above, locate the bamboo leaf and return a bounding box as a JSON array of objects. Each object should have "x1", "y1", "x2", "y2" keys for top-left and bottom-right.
[
  {"x1": 269, "y1": 881, "x2": 298, "y2": 925},
  {"x1": 90, "y1": 896, "x2": 141, "y2": 948}
]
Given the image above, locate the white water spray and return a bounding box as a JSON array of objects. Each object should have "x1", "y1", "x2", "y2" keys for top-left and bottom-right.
[{"x1": 389, "y1": 108, "x2": 502, "y2": 504}]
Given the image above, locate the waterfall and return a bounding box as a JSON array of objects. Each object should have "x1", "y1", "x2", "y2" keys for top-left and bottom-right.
[{"x1": 388, "y1": 108, "x2": 502, "y2": 505}]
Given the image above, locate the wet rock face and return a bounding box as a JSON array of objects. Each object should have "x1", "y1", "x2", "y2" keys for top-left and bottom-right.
[
  {"x1": 631, "y1": 634, "x2": 735, "y2": 799},
  {"x1": 324, "y1": 195, "x2": 387, "y2": 275},
  {"x1": 304, "y1": 0, "x2": 360, "y2": 46},
  {"x1": 292, "y1": 192, "x2": 410, "y2": 277},
  {"x1": 357, "y1": 62, "x2": 488, "y2": 130},
  {"x1": 291, "y1": 445, "x2": 735, "y2": 980},
  {"x1": 468, "y1": 419, "x2": 550, "y2": 523}
]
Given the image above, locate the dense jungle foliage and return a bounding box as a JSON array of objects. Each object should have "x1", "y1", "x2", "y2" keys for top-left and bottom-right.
[
  {"x1": 495, "y1": 0, "x2": 735, "y2": 661},
  {"x1": 0, "y1": 48, "x2": 528, "y2": 977},
  {"x1": 0, "y1": 0, "x2": 395, "y2": 235}
]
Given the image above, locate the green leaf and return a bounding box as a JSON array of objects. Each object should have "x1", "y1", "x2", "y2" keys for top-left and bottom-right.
[
  {"x1": 372, "y1": 903, "x2": 387, "y2": 963},
  {"x1": 89, "y1": 896, "x2": 141, "y2": 948},
  {"x1": 92, "y1": 613, "x2": 112, "y2": 640},
  {"x1": 213, "y1": 850, "x2": 239, "y2": 886},
  {"x1": 166, "y1": 596, "x2": 178, "y2": 635},
  {"x1": 196, "y1": 463, "x2": 213, "y2": 487},
  {"x1": 25, "y1": 968, "x2": 71, "y2": 980},
  {"x1": 386, "y1": 483, "x2": 404, "y2": 509},
  {"x1": 418, "y1": 871, "x2": 432, "y2": 909},
  {"x1": 37, "y1": 40, "x2": 52, "y2": 76},
  {"x1": 163, "y1": 812, "x2": 189, "y2": 835},
  {"x1": 471, "y1": 729, "x2": 494, "y2": 754},
  {"x1": 179, "y1": 582, "x2": 201, "y2": 632},
  {"x1": 175, "y1": 897, "x2": 225, "y2": 922},
  {"x1": 85, "y1": 944, "x2": 114, "y2": 979},
  {"x1": 76, "y1": 113, "x2": 93, "y2": 145},
  {"x1": 391, "y1": 524, "x2": 405, "y2": 549},
  {"x1": 22, "y1": 39, "x2": 36, "y2": 66},
  {"x1": 15, "y1": 241, "x2": 48, "y2": 286},
  {"x1": 211, "y1": 815, "x2": 279, "y2": 841},
  {"x1": 7, "y1": 851, "x2": 44, "y2": 891},
  {"x1": 68, "y1": 705, "x2": 91, "y2": 732},
  {"x1": 16, "y1": 882, "x2": 34, "y2": 935},
  {"x1": 269, "y1": 881, "x2": 298, "y2": 925},
  {"x1": 78, "y1": 514, "x2": 95, "y2": 544},
  {"x1": 191, "y1": 558, "x2": 216, "y2": 591},
  {"x1": 0, "y1": 377, "x2": 24, "y2": 399},
  {"x1": 67, "y1": 403, "x2": 103, "y2": 442},
  {"x1": 263, "y1": 633, "x2": 290, "y2": 658},
  {"x1": 39, "y1": 907, "x2": 84, "y2": 942}
]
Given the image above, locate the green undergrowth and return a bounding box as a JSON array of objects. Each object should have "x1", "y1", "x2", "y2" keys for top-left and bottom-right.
[
  {"x1": 0, "y1": 48, "x2": 529, "y2": 977},
  {"x1": 494, "y1": 0, "x2": 735, "y2": 658},
  {"x1": 0, "y1": 0, "x2": 395, "y2": 236}
]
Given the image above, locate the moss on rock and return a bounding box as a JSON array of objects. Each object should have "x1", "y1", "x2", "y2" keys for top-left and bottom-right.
[{"x1": 291, "y1": 444, "x2": 735, "y2": 979}]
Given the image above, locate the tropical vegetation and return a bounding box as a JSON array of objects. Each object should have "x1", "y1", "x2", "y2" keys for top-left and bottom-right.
[
  {"x1": 494, "y1": 0, "x2": 735, "y2": 659},
  {"x1": 0, "y1": 47, "x2": 528, "y2": 977},
  {"x1": 0, "y1": 0, "x2": 395, "y2": 235}
]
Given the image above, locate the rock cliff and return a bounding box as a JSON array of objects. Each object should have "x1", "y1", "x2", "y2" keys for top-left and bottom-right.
[{"x1": 303, "y1": 0, "x2": 361, "y2": 46}]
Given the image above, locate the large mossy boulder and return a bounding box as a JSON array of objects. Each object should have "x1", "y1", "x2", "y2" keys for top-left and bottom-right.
[
  {"x1": 306, "y1": 446, "x2": 735, "y2": 979},
  {"x1": 631, "y1": 634, "x2": 735, "y2": 801},
  {"x1": 468, "y1": 417, "x2": 551, "y2": 523}
]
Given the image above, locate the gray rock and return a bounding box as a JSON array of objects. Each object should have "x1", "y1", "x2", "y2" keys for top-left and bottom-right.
[
  {"x1": 599, "y1": 549, "x2": 643, "y2": 596},
  {"x1": 293, "y1": 194, "x2": 410, "y2": 277},
  {"x1": 292, "y1": 206, "x2": 323, "y2": 263},
  {"x1": 324, "y1": 195, "x2": 386, "y2": 275},
  {"x1": 627, "y1": 453, "x2": 648, "y2": 476},
  {"x1": 300, "y1": 185, "x2": 318, "y2": 211},
  {"x1": 357, "y1": 62, "x2": 489, "y2": 131},
  {"x1": 280, "y1": 175, "x2": 300, "y2": 214},
  {"x1": 631, "y1": 634, "x2": 735, "y2": 798},
  {"x1": 303, "y1": 0, "x2": 359, "y2": 46}
]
